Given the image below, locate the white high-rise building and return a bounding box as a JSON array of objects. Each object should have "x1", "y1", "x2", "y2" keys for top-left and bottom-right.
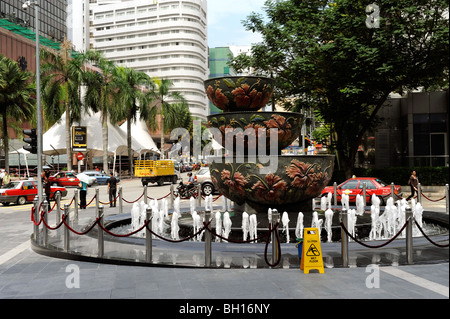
[{"x1": 70, "y1": 0, "x2": 209, "y2": 120}]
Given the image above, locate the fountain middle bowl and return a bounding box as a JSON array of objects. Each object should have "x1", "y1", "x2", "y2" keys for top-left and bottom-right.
[
  {"x1": 207, "y1": 111, "x2": 304, "y2": 152},
  {"x1": 209, "y1": 155, "x2": 335, "y2": 213}
]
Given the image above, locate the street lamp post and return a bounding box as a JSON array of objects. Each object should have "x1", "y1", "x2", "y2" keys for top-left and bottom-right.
[{"x1": 23, "y1": 0, "x2": 43, "y2": 204}]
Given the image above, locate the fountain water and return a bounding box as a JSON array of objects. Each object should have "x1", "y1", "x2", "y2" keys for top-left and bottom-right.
[
  {"x1": 282, "y1": 212, "x2": 290, "y2": 243},
  {"x1": 295, "y1": 212, "x2": 304, "y2": 239},
  {"x1": 242, "y1": 212, "x2": 249, "y2": 241},
  {"x1": 249, "y1": 214, "x2": 258, "y2": 243}
]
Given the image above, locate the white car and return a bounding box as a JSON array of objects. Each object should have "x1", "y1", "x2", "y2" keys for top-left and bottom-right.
[{"x1": 195, "y1": 167, "x2": 217, "y2": 196}]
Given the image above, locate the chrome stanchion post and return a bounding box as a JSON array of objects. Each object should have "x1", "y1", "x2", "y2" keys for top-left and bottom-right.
[
  {"x1": 333, "y1": 182, "x2": 337, "y2": 208},
  {"x1": 95, "y1": 187, "x2": 100, "y2": 217},
  {"x1": 362, "y1": 182, "x2": 367, "y2": 206},
  {"x1": 446, "y1": 184, "x2": 449, "y2": 216},
  {"x1": 33, "y1": 196, "x2": 39, "y2": 241},
  {"x1": 64, "y1": 204, "x2": 70, "y2": 252},
  {"x1": 97, "y1": 205, "x2": 104, "y2": 258},
  {"x1": 146, "y1": 207, "x2": 152, "y2": 263},
  {"x1": 405, "y1": 207, "x2": 413, "y2": 265},
  {"x1": 417, "y1": 183, "x2": 422, "y2": 204},
  {"x1": 340, "y1": 208, "x2": 349, "y2": 268},
  {"x1": 144, "y1": 185, "x2": 148, "y2": 205},
  {"x1": 74, "y1": 189, "x2": 79, "y2": 221},
  {"x1": 197, "y1": 183, "x2": 202, "y2": 208},
  {"x1": 118, "y1": 185, "x2": 123, "y2": 215},
  {"x1": 390, "y1": 182, "x2": 395, "y2": 201},
  {"x1": 56, "y1": 192, "x2": 61, "y2": 226},
  {"x1": 170, "y1": 183, "x2": 175, "y2": 210},
  {"x1": 43, "y1": 200, "x2": 48, "y2": 247},
  {"x1": 204, "y1": 210, "x2": 212, "y2": 267},
  {"x1": 271, "y1": 210, "x2": 280, "y2": 267}
]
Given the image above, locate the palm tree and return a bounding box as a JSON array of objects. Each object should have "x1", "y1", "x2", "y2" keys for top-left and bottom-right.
[
  {"x1": 40, "y1": 39, "x2": 85, "y2": 171},
  {"x1": 113, "y1": 66, "x2": 154, "y2": 174},
  {"x1": 147, "y1": 78, "x2": 189, "y2": 159},
  {"x1": 0, "y1": 55, "x2": 35, "y2": 172},
  {"x1": 82, "y1": 50, "x2": 120, "y2": 174}
]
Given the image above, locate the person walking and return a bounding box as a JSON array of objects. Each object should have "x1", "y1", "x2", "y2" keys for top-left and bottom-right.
[
  {"x1": 0, "y1": 169, "x2": 4, "y2": 187},
  {"x1": 2, "y1": 171, "x2": 10, "y2": 186},
  {"x1": 42, "y1": 170, "x2": 51, "y2": 203},
  {"x1": 406, "y1": 170, "x2": 419, "y2": 201},
  {"x1": 79, "y1": 181, "x2": 88, "y2": 209},
  {"x1": 107, "y1": 172, "x2": 118, "y2": 207}
]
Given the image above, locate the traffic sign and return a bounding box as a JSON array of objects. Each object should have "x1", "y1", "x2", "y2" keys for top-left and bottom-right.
[{"x1": 76, "y1": 152, "x2": 84, "y2": 161}]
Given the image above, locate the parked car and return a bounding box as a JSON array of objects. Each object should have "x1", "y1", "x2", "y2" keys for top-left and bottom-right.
[
  {"x1": 0, "y1": 180, "x2": 67, "y2": 206},
  {"x1": 82, "y1": 171, "x2": 120, "y2": 185},
  {"x1": 321, "y1": 177, "x2": 402, "y2": 205},
  {"x1": 48, "y1": 171, "x2": 95, "y2": 187},
  {"x1": 195, "y1": 167, "x2": 217, "y2": 196}
]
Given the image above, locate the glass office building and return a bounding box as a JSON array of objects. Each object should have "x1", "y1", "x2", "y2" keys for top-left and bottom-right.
[{"x1": 0, "y1": 0, "x2": 67, "y2": 42}]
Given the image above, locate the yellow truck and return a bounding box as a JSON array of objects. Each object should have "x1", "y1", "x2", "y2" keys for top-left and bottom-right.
[{"x1": 134, "y1": 160, "x2": 180, "y2": 186}]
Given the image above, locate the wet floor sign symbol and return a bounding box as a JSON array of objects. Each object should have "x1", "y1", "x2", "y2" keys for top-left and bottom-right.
[{"x1": 300, "y1": 228, "x2": 324, "y2": 274}]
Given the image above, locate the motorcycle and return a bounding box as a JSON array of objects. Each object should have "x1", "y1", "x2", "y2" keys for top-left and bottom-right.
[{"x1": 173, "y1": 181, "x2": 199, "y2": 199}]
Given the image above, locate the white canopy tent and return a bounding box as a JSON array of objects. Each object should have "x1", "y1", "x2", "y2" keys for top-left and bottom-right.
[
  {"x1": 41, "y1": 111, "x2": 156, "y2": 173},
  {"x1": 119, "y1": 116, "x2": 160, "y2": 159},
  {"x1": 9, "y1": 148, "x2": 30, "y2": 178}
]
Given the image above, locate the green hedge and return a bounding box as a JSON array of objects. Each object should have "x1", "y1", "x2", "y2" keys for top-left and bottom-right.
[{"x1": 330, "y1": 167, "x2": 449, "y2": 186}]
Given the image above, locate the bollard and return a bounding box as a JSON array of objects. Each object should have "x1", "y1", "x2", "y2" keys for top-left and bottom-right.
[
  {"x1": 119, "y1": 186, "x2": 123, "y2": 215},
  {"x1": 196, "y1": 183, "x2": 202, "y2": 208},
  {"x1": 333, "y1": 182, "x2": 337, "y2": 208},
  {"x1": 95, "y1": 188, "x2": 100, "y2": 217},
  {"x1": 405, "y1": 207, "x2": 413, "y2": 265},
  {"x1": 33, "y1": 196, "x2": 39, "y2": 242},
  {"x1": 170, "y1": 184, "x2": 175, "y2": 210},
  {"x1": 56, "y1": 192, "x2": 61, "y2": 228},
  {"x1": 390, "y1": 182, "x2": 395, "y2": 201},
  {"x1": 43, "y1": 200, "x2": 49, "y2": 247},
  {"x1": 74, "y1": 189, "x2": 79, "y2": 221},
  {"x1": 204, "y1": 211, "x2": 212, "y2": 267},
  {"x1": 97, "y1": 206, "x2": 104, "y2": 257},
  {"x1": 271, "y1": 210, "x2": 280, "y2": 267},
  {"x1": 146, "y1": 207, "x2": 152, "y2": 263},
  {"x1": 446, "y1": 184, "x2": 449, "y2": 216},
  {"x1": 144, "y1": 185, "x2": 148, "y2": 205},
  {"x1": 417, "y1": 183, "x2": 422, "y2": 203},
  {"x1": 340, "y1": 209, "x2": 349, "y2": 268},
  {"x1": 362, "y1": 182, "x2": 367, "y2": 206},
  {"x1": 64, "y1": 204, "x2": 70, "y2": 252}
]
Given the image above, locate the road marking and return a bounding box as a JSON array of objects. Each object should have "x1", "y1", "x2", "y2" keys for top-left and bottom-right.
[
  {"x1": 0, "y1": 241, "x2": 30, "y2": 266},
  {"x1": 381, "y1": 266, "x2": 449, "y2": 297}
]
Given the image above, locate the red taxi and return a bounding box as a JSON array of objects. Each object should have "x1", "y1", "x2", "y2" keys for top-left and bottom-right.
[
  {"x1": 48, "y1": 171, "x2": 80, "y2": 187},
  {"x1": 321, "y1": 177, "x2": 402, "y2": 205},
  {"x1": 0, "y1": 180, "x2": 67, "y2": 206}
]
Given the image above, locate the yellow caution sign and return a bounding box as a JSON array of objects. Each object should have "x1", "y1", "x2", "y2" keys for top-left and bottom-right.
[{"x1": 300, "y1": 228, "x2": 324, "y2": 274}]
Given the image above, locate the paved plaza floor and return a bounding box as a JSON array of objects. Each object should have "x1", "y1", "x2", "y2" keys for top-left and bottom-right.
[{"x1": 0, "y1": 178, "x2": 448, "y2": 306}]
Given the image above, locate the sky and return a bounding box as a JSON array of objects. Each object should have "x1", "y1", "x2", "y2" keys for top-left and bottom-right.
[{"x1": 207, "y1": 0, "x2": 267, "y2": 48}]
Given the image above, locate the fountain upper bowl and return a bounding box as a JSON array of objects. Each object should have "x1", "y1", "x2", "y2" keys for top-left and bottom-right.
[{"x1": 204, "y1": 76, "x2": 275, "y2": 112}]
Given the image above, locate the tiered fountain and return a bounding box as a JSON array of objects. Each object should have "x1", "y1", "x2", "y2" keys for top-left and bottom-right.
[{"x1": 204, "y1": 76, "x2": 335, "y2": 229}]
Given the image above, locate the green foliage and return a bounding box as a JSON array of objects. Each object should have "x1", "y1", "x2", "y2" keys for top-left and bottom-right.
[
  {"x1": 232, "y1": 0, "x2": 449, "y2": 177},
  {"x1": 0, "y1": 54, "x2": 35, "y2": 170}
]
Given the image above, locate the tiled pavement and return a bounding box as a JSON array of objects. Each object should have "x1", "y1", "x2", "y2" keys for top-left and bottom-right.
[{"x1": 0, "y1": 194, "x2": 448, "y2": 304}]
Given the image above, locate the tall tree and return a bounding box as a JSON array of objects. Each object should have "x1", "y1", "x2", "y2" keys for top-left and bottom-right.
[
  {"x1": 231, "y1": 0, "x2": 449, "y2": 177},
  {"x1": 40, "y1": 39, "x2": 85, "y2": 171},
  {"x1": 82, "y1": 50, "x2": 120, "y2": 174},
  {"x1": 0, "y1": 55, "x2": 35, "y2": 171},
  {"x1": 146, "y1": 78, "x2": 189, "y2": 159},
  {"x1": 113, "y1": 66, "x2": 154, "y2": 174}
]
